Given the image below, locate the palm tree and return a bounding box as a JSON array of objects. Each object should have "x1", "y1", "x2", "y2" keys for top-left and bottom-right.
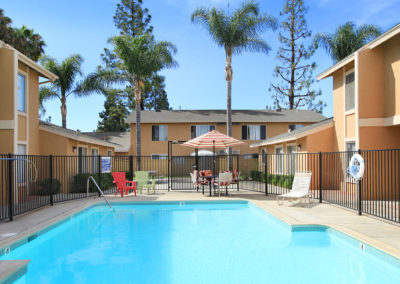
[
  {"x1": 191, "y1": 1, "x2": 277, "y2": 160},
  {"x1": 12, "y1": 25, "x2": 46, "y2": 61},
  {"x1": 83, "y1": 34, "x2": 177, "y2": 160},
  {"x1": 0, "y1": 9, "x2": 12, "y2": 41},
  {"x1": 39, "y1": 54, "x2": 86, "y2": 128},
  {"x1": 314, "y1": 22, "x2": 381, "y2": 62}
]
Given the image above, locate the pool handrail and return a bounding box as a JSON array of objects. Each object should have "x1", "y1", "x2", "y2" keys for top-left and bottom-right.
[{"x1": 86, "y1": 176, "x2": 113, "y2": 210}]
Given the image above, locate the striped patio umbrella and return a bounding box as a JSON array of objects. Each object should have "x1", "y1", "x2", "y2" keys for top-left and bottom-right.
[
  {"x1": 182, "y1": 130, "x2": 244, "y2": 149},
  {"x1": 182, "y1": 130, "x2": 243, "y2": 174}
]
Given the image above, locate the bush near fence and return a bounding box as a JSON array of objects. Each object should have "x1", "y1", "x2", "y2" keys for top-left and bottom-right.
[
  {"x1": 248, "y1": 170, "x2": 294, "y2": 189},
  {"x1": 72, "y1": 173, "x2": 113, "y2": 193}
]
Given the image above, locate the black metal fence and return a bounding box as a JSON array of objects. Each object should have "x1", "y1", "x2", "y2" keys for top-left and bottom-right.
[{"x1": 1, "y1": 150, "x2": 399, "y2": 223}]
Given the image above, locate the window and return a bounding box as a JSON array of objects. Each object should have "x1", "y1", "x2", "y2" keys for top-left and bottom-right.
[
  {"x1": 152, "y1": 154, "x2": 168, "y2": 160},
  {"x1": 78, "y1": 147, "x2": 88, "y2": 174},
  {"x1": 243, "y1": 153, "x2": 258, "y2": 159},
  {"x1": 190, "y1": 125, "x2": 216, "y2": 139},
  {"x1": 107, "y1": 150, "x2": 112, "y2": 156},
  {"x1": 152, "y1": 125, "x2": 168, "y2": 141},
  {"x1": 91, "y1": 148, "x2": 99, "y2": 173},
  {"x1": 345, "y1": 72, "x2": 355, "y2": 111},
  {"x1": 18, "y1": 74, "x2": 26, "y2": 112},
  {"x1": 221, "y1": 149, "x2": 240, "y2": 155},
  {"x1": 241, "y1": 125, "x2": 266, "y2": 140},
  {"x1": 17, "y1": 144, "x2": 27, "y2": 185},
  {"x1": 276, "y1": 147, "x2": 283, "y2": 173},
  {"x1": 288, "y1": 124, "x2": 304, "y2": 131}
]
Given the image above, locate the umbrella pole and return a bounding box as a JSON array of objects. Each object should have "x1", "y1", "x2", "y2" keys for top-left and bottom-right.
[
  {"x1": 213, "y1": 140, "x2": 215, "y2": 177},
  {"x1": 195, "y1": 148, "x2": 199, "y2": 171}
]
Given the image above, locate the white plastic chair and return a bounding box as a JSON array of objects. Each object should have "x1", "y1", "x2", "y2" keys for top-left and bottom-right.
[
  {"x1": 277, "y1": 172, "x2": 312, "y2": 205},
  {"x1": 214, "y1": 172, "x2": 232, "y2": 196}
]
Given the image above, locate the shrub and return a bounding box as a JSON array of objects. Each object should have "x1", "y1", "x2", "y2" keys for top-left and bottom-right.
[
  {"x1": 72, "y1": 172, "x2": 115, "y2": 193},
  {"x1": 38, "y1": 178, "x2": 61, "y2": 195},
  {"x1": 250, "y1": 170, "x2": 262, "y2": 181},
  {"x1": 239, "y1": 174, "x2": 248, "y2": 181}
]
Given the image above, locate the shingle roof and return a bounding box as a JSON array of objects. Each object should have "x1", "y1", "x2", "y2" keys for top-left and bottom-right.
[
  {"x1": 126, "y1": 109, "x2": 326, "y2": 124},
  {"x1": 250, "y1": 117, "x2": 334, "y2": 148},
  {"x1": 83, "y1": 132, "x2": 131, "y2": 152},
  {"x1": 39, "y1": 121, "x2": 120, "y2": 148}
]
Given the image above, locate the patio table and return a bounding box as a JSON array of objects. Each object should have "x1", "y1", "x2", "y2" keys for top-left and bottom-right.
[{"x1": 202, "y1": 175, "x2": 217, "y2": 196}]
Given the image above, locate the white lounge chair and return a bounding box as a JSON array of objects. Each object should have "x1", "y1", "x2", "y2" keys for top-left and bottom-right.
[{"x1": 277, "y1": 172, "x2": 312, "y2": 205}]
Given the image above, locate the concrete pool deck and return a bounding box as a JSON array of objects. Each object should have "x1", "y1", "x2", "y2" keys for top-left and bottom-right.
[{"x1": 1, "y1": 190, "x2": 400, "y2": 280}]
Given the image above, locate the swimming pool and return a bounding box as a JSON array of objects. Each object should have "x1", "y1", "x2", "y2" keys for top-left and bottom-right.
[{"x1": 1, "y1": 201, "x2": 400, "y2": 283}]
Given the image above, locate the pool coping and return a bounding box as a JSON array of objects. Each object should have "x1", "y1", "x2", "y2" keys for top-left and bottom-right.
[{"x1": 1, "y1": 198, "x2": 400, "y2": 282}]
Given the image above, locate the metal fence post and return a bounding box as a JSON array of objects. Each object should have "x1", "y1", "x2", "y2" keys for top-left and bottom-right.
[
  {"x1": 129, "y1": 155, "x2": 133, "y2": 180},
  {"x1": 49, "y1": 155, "x2": 54, "y2": 206},
  {"x1": 98, "y1": 154, "x2": 102, "y2": 197},
  {"x1": 8, "y1": 153, "x2": 13, "y2": 221},
  {"x1": 319, "y1": 152, "x2": 322, "y2": 203},
  {"x1": 358, "y1": 149, "x2": 362, "y2": 215},
  {"x1": 237, "y1": 154, "x2": 240, "y2": 191},
  {"x1": 265, "y1": 152, "x2": 268, "y2": 196}
]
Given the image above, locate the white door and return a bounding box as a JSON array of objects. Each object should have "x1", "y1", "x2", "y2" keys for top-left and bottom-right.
[{"x1": 287, "y1": 145, "x2": 297, "y2": 174}]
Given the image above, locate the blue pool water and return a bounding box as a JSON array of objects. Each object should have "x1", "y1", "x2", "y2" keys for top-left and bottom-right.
[{"x1": 1, "y1": 201, "x2": 400, "y2": 283}]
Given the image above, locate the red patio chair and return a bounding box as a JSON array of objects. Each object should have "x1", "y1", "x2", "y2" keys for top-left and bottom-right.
[{"x1": 112, "y1": 172, "x2": 136, "y2": 197}]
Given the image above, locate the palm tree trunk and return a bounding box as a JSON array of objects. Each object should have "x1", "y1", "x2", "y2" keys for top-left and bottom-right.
[
  {"x1": 134, "y1": 78, "x2": 141, "y2": 170},
  {"x1": 61, "y1": 96, "x2": 67, "y2": 128},
  {"x1": 225, "y1": 54, "x2": 233, "y2": 171}
]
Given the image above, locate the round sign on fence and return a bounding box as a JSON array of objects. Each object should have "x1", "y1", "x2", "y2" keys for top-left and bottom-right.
[{"x1": 348, "y1": 153, "x2": 365, "y2": 181}]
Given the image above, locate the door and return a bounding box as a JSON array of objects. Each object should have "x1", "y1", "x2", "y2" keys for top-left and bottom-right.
[
  {"x1": 91, "y1": 148, "x2": 99, "y2": 173},
  {"x1": 276, "y1": 147, "x2": 283, "y2": 173},
  {"x1": 286, "y1": 145, "x2": 297, "y2": 174},
  {"x1": 78, "y1": 147, "x2": 88, "y2": 174}
]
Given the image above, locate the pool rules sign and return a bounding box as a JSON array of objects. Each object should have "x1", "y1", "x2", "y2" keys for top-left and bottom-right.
[{"x1": 101, "y1": 157, "x2": 112, "y2": 173}]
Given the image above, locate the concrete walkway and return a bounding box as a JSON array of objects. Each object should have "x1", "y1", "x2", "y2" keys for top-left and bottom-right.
[{"x1": 1, "y1": 190, "x2": 400, "y2": 261}]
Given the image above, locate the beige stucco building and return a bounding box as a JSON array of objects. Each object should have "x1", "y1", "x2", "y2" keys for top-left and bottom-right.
[
  {"x1": 126, "y1": 109, "x2": 326, "y2": 157},
  {"x1": 0, "y1": 41, "x2": 117, "y2": 157},
  {"x1": 252, "y1": 23, "x2": 400, "y2": 155}
]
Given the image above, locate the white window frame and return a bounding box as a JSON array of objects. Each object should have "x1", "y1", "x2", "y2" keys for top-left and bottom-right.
[
  {"x1": 242, "y1": 124, "x2": 266, "y2": 140},
  {"x1": 152, "y1": 125, "x2": 168, "y2": 141},
  {"x1": 344, "y1": 69, "x2": 355, "y2": 114},
  {"x1": 190, "y1": 125, "x2": 216, "y2": 139},
  {"x1": 151, "y1": 154, "x2": 168, "y2": 160},
  {"x1": 17, "y1": 72, "x2": 27, "y2": 114},
  {"x1": 243, "y1": 153, "x2": 258, "y2": 159},
  {"x1": 288, "y1": 124, "x2": 304, "y2": 132}
]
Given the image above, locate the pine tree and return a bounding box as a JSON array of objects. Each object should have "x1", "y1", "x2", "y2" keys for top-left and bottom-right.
[
  {"x1": 270, "y1": 0, "x2": 324, "y2": 112},
  {"x1": 97, "y1": 89, "x2": 130, "y2": 132},
  {"x1": 113, "y1": 0, "x2": 153, "y2": 37}
]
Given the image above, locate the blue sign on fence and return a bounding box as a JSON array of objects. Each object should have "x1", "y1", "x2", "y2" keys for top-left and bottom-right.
[{"x1": 101, "y1": 157, "x2": 111, "y2": 173}]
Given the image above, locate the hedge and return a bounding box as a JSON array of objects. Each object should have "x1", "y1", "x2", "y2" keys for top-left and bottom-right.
[
  {"x1": 37, "y1": 178, "x2": 61, "y2": 195},
  {"x1": 72, "y1": 172, "x2": 114, "y2": 193},
  {"x1": 249, "y1": 170, "x2": 294, "y2": 189}
]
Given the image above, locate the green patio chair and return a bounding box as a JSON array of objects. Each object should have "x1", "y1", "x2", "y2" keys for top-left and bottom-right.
[{"x1": 135, "y1": 171, "x2": 156, "y2": 194}]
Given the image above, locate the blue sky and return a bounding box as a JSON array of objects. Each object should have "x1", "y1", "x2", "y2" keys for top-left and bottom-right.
[{"x1": 2, "y1": 0, "x2": 399, "y2": 131}]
